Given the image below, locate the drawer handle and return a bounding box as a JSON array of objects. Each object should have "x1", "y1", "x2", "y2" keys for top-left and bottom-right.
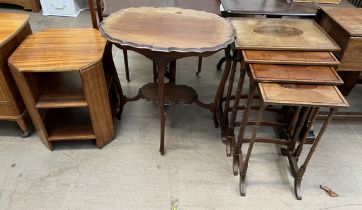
[{"x1": 51, "y1": 4, "x2": 66, "y2": 10}]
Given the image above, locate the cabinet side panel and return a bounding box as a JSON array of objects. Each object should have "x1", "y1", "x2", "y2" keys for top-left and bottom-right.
[
  {"x1": 9, "y1": 66, "x2": 52, "y2": 149},
  {"x1": 80, "y1": 62, "x2": 115, "y2": 148},
  {"x1": 319, "y1": 13, "x2": 350, "y2": 57},
  {"x1": 338, "y1": 37, "x2": 362, "y2": 71},
  {"x1": 0, "y1": 23, "x2": 32, "y2": 118}
]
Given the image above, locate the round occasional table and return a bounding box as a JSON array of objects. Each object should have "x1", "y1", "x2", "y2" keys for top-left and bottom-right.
[{"x1": 99, "y1": 7, "x2": 235, "y2": 155}]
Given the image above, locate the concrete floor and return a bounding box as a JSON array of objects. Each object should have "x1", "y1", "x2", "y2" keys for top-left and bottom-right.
[{"x1": 1, "y1": 7, "x2": 362, "y2": 210}]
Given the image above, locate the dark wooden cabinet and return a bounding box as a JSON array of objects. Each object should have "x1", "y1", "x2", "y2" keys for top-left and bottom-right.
[
  {"x1": 318, "y1": 7, "x2": 362, "y2": 95},
  {"x1": 0, "y1": 13, "x2": 32, "y2": 137}
]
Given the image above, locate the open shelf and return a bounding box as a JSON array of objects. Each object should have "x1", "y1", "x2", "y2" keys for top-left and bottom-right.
[
  {"x1": 41, "y1": 108, "x2": 95, "y2": 141},
  {"x1": 139, "y1": 83, "x2": 197, "y2": 105},
  {"x1": 24, "y1": 72, "x2": 87, "y2": 109}
]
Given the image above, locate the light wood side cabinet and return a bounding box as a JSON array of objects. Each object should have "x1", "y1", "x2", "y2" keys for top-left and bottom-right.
[
  {"x1": 0, "y1": 13, "x2": 32, "y2": 137},
  {"x1": 8, "y1": 29, "x2": 119, "y2": 150}
]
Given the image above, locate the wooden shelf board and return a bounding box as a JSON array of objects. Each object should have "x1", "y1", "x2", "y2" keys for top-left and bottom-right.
[
  {"x1": 42, "y1": 108, "x2": 96, "y2": 141},
  {"x1": 32, "y1": 71, "x2": 87, "y2": 109},
  {"x1": 36, "y1": 97, "x2": 88, "y2": 109},
  {"x1": 139, "y1": 83, "x2": 197, "y2": 105}
]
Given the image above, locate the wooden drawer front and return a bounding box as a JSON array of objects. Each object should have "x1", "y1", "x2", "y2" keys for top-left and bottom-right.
[
  {"x1": 0, "y1": 85, "x2": 9, "y2": 103},
  {"x1": 338, "y1": 37, "x2": 362, "y2": 71}
]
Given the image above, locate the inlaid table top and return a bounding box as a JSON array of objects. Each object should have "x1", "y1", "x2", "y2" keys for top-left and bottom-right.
[
  {"x1": 250, "y1": 64, "x2": 343, "y2": 85},
  {"x1": 99, "y1": 7, "x2": 235, "y2": 53},
  {"x1": 8, "y1": 29, "x2": 106, "y2": 72},
  {"x1": 0, "y1": 13, "x2": 29, "y2": 48},
  {"x1": 321, "y1": 7, "x2": 362, "y2": 36},
  {"x1": 258, "y1": 83, "x2": 349, "y2": 108},
  {"x1": 242, "y1": 50, "x2": 340, "y2": 65},
  {"x1": 230, "y1": 18, "x2": 340, "y2": 51},
  {"x1": 221, "y1": 0, "x2": 319, "y2": 17}
]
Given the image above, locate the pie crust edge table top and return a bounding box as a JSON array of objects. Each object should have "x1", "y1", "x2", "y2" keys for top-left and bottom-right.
[
  {"x1": 230, "y1": 18, "x2": 340, "y2": 51},
  {"x1": 0, "y1": 13, "x2": 29, "y2": 48},
  {"x1": 99, "y1": 7, "x2": 235, "y2": 53},
  {"x1": 321, "y1": 7, "x2": 362, "y2": 37}
]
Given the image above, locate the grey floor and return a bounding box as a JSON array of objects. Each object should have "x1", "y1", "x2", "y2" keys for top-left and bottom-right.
[{"x1": 1, "y1": 7, "x2": 362, "y2": 210}]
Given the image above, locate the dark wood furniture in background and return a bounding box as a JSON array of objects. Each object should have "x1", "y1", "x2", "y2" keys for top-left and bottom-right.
[
  {"x1": 349, "y1": 0, "x2": 362, "y2": 7},
  {"x1": 100, "y1": 7, "x2": 235, "y2": 155},
  {"x1": 8, "y1": 29, "x2": 120, "y2": 150},
  {"x1": 0, "y1": 13, "x2": 31, "y2": 137},
  {"x1": 88, "y1": 0, "x2": 221, "y2": 80},
  {"x1": 318, "y1": 7, "x2": 362, "y2": 96},
  {"x1": 0, "y1": 0, "x2": 40, "y2": 12},
  {"x1": 221, "y1": 0, "x2": 319, "y2": 17}
]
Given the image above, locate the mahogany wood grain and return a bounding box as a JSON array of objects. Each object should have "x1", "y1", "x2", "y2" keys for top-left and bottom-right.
[
  {"x1": 8, "y1": 29, "x2": 106, "y2": 72},
  {"x1": 0, "y1": 13, "x2": 31, "y2": 136},
  {"x1": 101, "y1": 7, "x2": 234, "y2": 154},
  {"x1": 258, "y1": 83, "x2": 349, "y2": 108},
  {"x1": 230, "y1": 18, "x2": 340, "y2": 51},
  {"x1": 250, "y1": 64, "x2": 343, "y2": 85},
  {"x1": 242, "y1": 50, "x2": 340, "y2": 66},
  {"x1": 100, "y1": 7, "x2": 235, "y2": 53},
  {"x1": 139, "y1": 83, "x2": 197, "y2": 105}
]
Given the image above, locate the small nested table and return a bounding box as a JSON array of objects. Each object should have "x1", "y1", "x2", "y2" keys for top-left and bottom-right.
[
  {"x1": 239, "y1": 82, "x2": 348, "y2": 199},
  {"x1": 99, "y1": 7, "x2": 235, "y2": 155},
  {"x1": 221, "y1": 18, "x2": 348, "y2": 199}
]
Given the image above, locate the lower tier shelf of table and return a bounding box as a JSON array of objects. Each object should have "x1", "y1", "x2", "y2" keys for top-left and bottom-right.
[
  {"x1": 41, "y1": 108, "x2": 96, "y2": 141},
  {"x1": 138, "y1": 83, "x2": 197, "y2": 105}
]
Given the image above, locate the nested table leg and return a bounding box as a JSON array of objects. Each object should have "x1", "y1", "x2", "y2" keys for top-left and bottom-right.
[
  {"x1": 283, "y1": 107, "x2": 336, "y2": 200},
  {"x1": 227, "y1": 68, "x2": 247, "y2": 157},
  {"x1": 233, "y1": 80, "x2": 257, "y2": 175},
  {"x1": 217, "y1": 57, "x2": 227, "y2": 71},
  {"x1": 211, "y1": 46, "x2": 233, "y2": 128},
  {"x1": 221, "y1": 56, "x2": 238, "y2": 142},
  {"x1": 157, "y1": 60, "x2": 167, "y2": 155},
  {"x1": 239, "y1": 104, "x2": 266, "y2": 196},
  {"x1": 284, "y1": 107, "x2": 310, "y2": 152}
]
